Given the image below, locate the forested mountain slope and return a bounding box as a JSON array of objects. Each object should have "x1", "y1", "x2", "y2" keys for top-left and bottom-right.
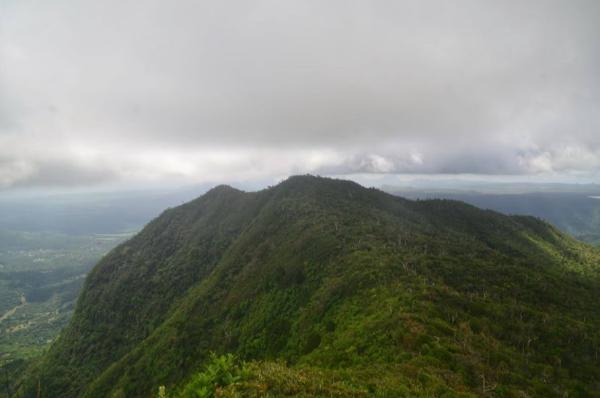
[
  {"x1": 389, "y1": 189, "x2": 600, "y2": 245},
  {"x1": 21, "y1": 176, "x2": 600, "y2": 397}
]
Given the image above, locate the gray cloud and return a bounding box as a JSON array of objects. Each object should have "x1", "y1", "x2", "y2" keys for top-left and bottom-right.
[
  {"x1": 0, "y1": 153, "x2": 117, "y2": 189},
  {"x1": 1, "y1": 0, "x2": 599, "y2": 189}
]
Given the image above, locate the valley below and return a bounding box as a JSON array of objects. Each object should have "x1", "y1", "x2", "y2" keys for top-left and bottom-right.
[{"x1": 0, "y1": 232, "x2": 130, "y2": 366}]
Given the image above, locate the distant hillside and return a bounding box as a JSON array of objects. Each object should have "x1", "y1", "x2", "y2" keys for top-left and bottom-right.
[
  {"x1": 19, "y1": 176, "x2": 600, "y2": 397},
  {"x1": 388, "y1": 189, "x2": 600, "y2": 245}
]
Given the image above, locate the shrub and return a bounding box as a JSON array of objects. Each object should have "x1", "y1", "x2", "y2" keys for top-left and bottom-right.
[{"x1": 178, "y1": 353, "x2": 249, "y2": 398}]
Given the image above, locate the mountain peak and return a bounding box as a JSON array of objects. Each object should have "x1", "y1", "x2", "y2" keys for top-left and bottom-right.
[
  {"x1": 27, "y1": 176, "x2": 600, "y2": 398},
  {"x1": 206, "y1": 184, "x2": 241, "y2": 193},
  {"x1": 273, "y1": 174, "x2": 368, "y2": 197}
]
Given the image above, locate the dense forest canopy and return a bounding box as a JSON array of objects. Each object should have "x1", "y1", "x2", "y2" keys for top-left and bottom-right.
[{"x1": 12, "y1": 176, "x2": 599, "y2": 398}]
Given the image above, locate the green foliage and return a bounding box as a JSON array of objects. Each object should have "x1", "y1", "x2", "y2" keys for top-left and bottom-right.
[
  {"x1": 21, "y1": 176, "x2": 600, "y2": 398},
  {"x1": 0, "y1": 231, "x2": 128, "y2": 380},
  {"x1": 177, "y1": 353, "x2": 249, "y2": 398},
  {"x1": 395, "y1": 190, "x2": 600, "y2": 246}
]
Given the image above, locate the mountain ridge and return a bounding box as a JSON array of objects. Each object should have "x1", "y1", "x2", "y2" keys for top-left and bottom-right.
[{"x1": 21, "y1": 175, "x2": 600, "y2": 397}]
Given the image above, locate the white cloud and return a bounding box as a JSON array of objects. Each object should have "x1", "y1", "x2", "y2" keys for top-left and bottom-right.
[{"x1": 0, "y1": 0, "x2": 599, "y2": 189}]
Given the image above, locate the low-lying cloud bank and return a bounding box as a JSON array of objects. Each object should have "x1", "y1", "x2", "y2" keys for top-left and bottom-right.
[{"x1": 1, "y1": 0, "x2": 599, "y2": 189}]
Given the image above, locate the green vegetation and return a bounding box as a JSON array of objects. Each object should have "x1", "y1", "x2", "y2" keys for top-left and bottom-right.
[
  {"x1": 0, "y1": 231, "x2": 129, "y2": 392},
  {"x1": 175, "y1": 353, "x2": 249, "y2": 398},
  {"x1": 18, "y1": 176, "x2": 600, "y2": 397},
  {"x1": 392, "y1": 190, "x2": 600, "y2": 245}
]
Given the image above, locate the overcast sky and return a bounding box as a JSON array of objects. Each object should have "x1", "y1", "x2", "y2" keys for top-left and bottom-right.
[{"x1": 1, "y1": 0, "x2": 599, "y2": 191}]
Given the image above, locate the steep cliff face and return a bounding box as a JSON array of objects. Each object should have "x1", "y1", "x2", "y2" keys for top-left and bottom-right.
[{"x1": 25, "y1": 176, "x2": 600, "y2": 397}]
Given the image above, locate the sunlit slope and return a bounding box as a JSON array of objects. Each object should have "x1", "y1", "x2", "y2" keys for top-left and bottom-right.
[{"x1": 24, "y1": 176, "x2": 600, "y2": 397}]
